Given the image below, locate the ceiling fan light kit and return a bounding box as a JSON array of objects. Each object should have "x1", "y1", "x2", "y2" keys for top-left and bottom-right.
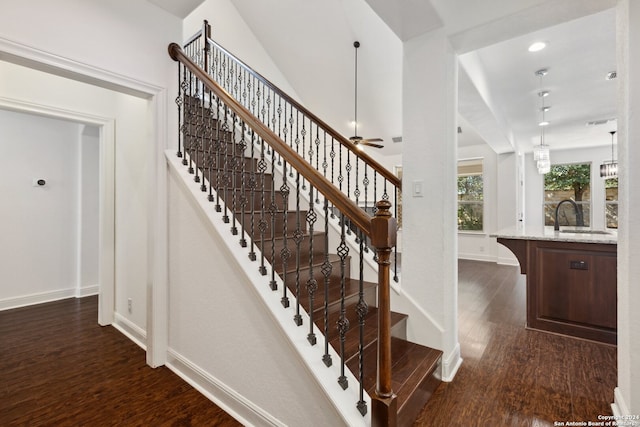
[{"x1": 349, "y1": 41, "x2": 384, "y2": 149}]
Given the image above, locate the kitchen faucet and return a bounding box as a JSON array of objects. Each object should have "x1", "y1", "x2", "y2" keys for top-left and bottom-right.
[{"x1": 554, "y1": 199, "x2": 585, "y2": 231}]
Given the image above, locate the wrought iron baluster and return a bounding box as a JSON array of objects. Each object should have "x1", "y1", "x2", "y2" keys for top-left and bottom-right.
[
  {"x1": 206, "y1": 91, "x2": 215, "y2": 202},
  {"x1": 222, "y1": 107, "x2": 231, "y2": 223},
  {"x1": 258, "y1": 139, "x2": 268, "y2": 274},
  {"x1": 268, "y1": 149, "x2": 278, "y2": 290},
  {"x1": 356, "y1": 228, "x2": 369, "y2": 416},
  {"x1": 214, "y1": 95, "x2": 223, "y2": 212},
  {"x1": 176, "y1": 64, "x2": 184, "y2": 159},
  {"x1": 337, "y1": 214, "x2": 350, "y2": 390},
  {"x1": 293, "y1": 169, "x2": 303, "y2": 327},
  {"x1": 363, "y1": 163, "x2": 370, "y2": 253},
  {"x1": 301, "y1": 113, "x2": 307, "y2": 190},
  {"x1": 329, "y1": 137, "x2": 342, "y2": 218},
  {"x1": 306, "y1": 185, "x2": 318, "y2": 345},
  {"x1": 237, "y1": 123, "x2": 249, "y2": 247},
  {"x1": 280, "y1": 161, "x2": 291, "y2": 308},
  {"x1": 193, "y1": 88, "x2": 204, "y2": 188},
  {"x1": 187, "y1": 70, "x2": 195, "y2": 175},
  {"x1": 345, "y1": 151, "x2": 352, "y2": 235},
  {"x1": 247, "y1": 130, "x2": 257, "y2": 257},
  {"x1": 321, "y1": 198, "x2": 333, "y2": 367}
]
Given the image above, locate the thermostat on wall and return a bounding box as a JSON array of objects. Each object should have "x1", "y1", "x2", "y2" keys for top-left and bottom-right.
[{"x1": 32, "y1": 178, "x2": 47, "y2": 187}]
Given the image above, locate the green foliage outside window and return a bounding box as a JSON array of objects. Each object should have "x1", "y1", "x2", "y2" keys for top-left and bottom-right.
[
  {"x1": 605, "y1": 178, "x2": 618, "y2": 229},
  {"x1": 544, "y1": 163, "x2": 591, "y2": 227},
  {"x1": 458, "y1": 174, "x2": 483, "y2": 231}
]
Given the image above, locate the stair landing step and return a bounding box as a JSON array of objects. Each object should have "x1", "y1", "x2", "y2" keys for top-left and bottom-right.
[{"x1": 350, "y1": 337, "x2": 442, "y2": 426}]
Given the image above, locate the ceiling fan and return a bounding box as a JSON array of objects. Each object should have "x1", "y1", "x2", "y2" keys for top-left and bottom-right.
[{"x1": 349, "y1": 41, "x2": 384, "y2": 149}]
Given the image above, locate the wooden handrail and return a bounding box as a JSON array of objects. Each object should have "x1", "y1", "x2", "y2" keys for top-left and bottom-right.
[
  {"x1": 205, "y1": 37, "x2": 402, "y2": 191},
  {"x1": 169, "y1": 42, "x2": 374, "y2": 237}
]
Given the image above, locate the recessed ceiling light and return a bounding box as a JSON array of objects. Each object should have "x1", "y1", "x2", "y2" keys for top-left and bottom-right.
[
  {"x1": 539, "y1": 121, "x2": 550, "y2": 126},
  {"x1": 606, "y1": 71, "x2": 617, "y2": 80},
  {"x1": 538, "y1": 91, "x2": 550, "y2": 97},
  {"x1": 528, "y1": 42, "x2": 547, "y2": 52}
]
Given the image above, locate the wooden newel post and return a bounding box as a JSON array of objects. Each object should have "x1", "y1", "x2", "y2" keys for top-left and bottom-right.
[{"x1": 370, "y1": 200, "x2": 398, "y2": 427}]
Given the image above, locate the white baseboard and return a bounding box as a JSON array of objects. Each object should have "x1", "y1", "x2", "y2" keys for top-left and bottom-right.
[
  {"x1": 0, "y1": 286, "x2": 102, "y2": 311},
  {"x1": 76, "y1": 284, "x2": 99, "y2": 297},
  {"x1": 440, "y1": 342, "x2": 463, "y2": 382},
  {"x1": 113, "y1": 312, "x2": 147, "y2": 350},
  {"x1": 166, "y1": 349, "x2": 284, "y2": 427},
  {"x1": 612, "y1": 387, "x2": 630, "y2": 417},
  {"x1": 0, "y1": 288, "x2": 75, "y2": 311},
  {"x1": 496, "y1": 256, "x2": 519, "y2": 266}
]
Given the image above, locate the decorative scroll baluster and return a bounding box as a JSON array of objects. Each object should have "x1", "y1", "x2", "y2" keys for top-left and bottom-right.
[
  {"x1": 206, "y1": 91, "x2": 215, "y2": 202},
  {"x1": 306, "y1": 185, "x2": 318, "y2": 345},
  {"x1": 268, "y1": 145, "x2": 277, "y2": 290},
  {"x1": 214, "y1": 95, "x2": 223, "y2": 212},
  {"x1": 346, "y1": 151, "x2": 352, "y2": 235},
  {"x1": 230, "y1": 114, "x2": 241, "y2": 236},
  {"x1": 321, "y1": 198, "x2": 333, "y2": 367},
  {"x1": 356, "y1": 228, "x2": 368, "y2": 416},
  {"x1": 238, "y1": 124, "x2": 248, "y2": 247},
  {"x1": 221, "y1": 108, "x2": 231, "y2": 224},
  {"x1": 280, "y1": 161, "x2": 291, "y2": 308},
  {"x1": 293, "y1": 169, "x2": 303, "y2": 327},
  {"x1": 247, "y1": 130, "x2": 257, "y2": 257},
  {"x1": 187, "y1": 70, "x2": 195, "y2": 175},
  {"x1": 363, "y1": 164, "x2": 370, "y2": 253},
  {"x1": 176, "y1": 64, "x2": 184, "y2": 159},
  {"x1": 258, "y1": 140, "x2": 268, "y2": 273},
  {"x1": 194, "y1": 90, "x2": 204, "y2": 189},
  {"x1": 337, "y1": 214, "x2": 350, "y2": 390}
]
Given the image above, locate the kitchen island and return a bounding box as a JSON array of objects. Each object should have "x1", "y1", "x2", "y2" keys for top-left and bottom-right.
[{"x1": 492, "y1": 226, "x2": 617, "y2": 345}]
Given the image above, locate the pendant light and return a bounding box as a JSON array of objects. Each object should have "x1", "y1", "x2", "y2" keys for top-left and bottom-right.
[
  {"x1": 600, "y1": 130, "x2": 618, "y2": 178},
  {"x1": 534, "y1": 69, "x2": 551, "y2": 174}
]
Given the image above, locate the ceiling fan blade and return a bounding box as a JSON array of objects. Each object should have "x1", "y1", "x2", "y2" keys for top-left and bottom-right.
[
  {"x1": 360, "y1": 141, "x2": 384, "y2": 149},
  {"x1": 360, "y1": 138, "x2": 383, "y2": 143}
]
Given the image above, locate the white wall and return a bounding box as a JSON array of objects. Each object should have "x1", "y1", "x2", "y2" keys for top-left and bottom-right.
[
  {"x1": 0, "y1": 0, "x2": 180, "y2": 90},
  {"x1": 79, "y1": 125, "x2": 100, "y2": 295},
  {"x1": 0, "y1": 109, "x2": 82, "y2": 307},
  {"x1": 615, "y1": 0, "x2": 640, "y2": 417},
  {"x1": 184, "y1": 0, "x2": 302, "y2": 103},
  {"x1": 0, "y1": 60, "x2": 150, "y2": 332},
  {"x1": 400, "y1": 28, "x2": 460, "y2": 380},
  {"x1": 167, "y1": 162, "x2": 353, "y2": 427},
  {"x1": 0, "y1": 0, "x2": 182, "y2": 345}
]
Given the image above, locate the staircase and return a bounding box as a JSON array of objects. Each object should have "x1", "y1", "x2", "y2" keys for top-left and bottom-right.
[{"x1": 170, "y1": 23, "x2": 443, "y2": 426}]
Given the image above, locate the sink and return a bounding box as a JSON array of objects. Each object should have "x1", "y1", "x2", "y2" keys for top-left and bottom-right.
[{"x1": 559, "y1": 229, "x2": 612, "y2": 235}]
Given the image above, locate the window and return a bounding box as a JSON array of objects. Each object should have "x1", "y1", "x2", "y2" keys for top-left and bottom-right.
[
  {"x1": 605, "y1": 178, "x2": 618, "y2": 229},
  {"x1": 543, "y1": 163, "x2": 591, "y2": 227},
  {"x1": 457, "y1": 159, "x2": 483, "y2": 231}
]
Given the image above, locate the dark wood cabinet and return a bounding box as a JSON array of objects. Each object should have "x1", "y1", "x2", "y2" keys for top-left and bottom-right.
[{"x1": 498, "y1": 238, "x2": 616, "y2": 345}]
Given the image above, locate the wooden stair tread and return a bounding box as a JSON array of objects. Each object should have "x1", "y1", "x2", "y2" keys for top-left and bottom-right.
[{"x1": 349, "y1": 336, "x2": 442, "y2": 422}]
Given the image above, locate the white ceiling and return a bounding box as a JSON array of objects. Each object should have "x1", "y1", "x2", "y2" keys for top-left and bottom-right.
[{"x1": 147, "y1": 0, "x2": 618, "y2": 157}]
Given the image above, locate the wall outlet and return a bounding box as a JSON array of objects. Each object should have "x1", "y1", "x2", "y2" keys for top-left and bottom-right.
[{"x1": 127, "y1": 298, "x2": 132, "y2": 314}]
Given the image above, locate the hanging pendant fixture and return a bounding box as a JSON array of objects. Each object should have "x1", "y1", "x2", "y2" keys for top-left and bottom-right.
[
  {"x1": 600, "y1": 130, "x2": 618, "y2": 178},
  {"x1": 534, "y1": 69, "x2": 551, "y2": 174}
]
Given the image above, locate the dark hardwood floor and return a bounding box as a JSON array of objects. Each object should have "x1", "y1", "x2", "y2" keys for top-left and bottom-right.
[
  {"x1": 413, "y1": 259, "x2": 617, "y2": 427},
  {"x1": 0, "y1": 296, "x2": 241, "y2": 426},
  {"x1": 1, "y1": 259, "x2": 617, "y2": 426}
]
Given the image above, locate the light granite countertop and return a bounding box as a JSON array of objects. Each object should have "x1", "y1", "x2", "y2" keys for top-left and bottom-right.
[{"x1": 491, "y1": 225, "x2": 618, "y2": 245}]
